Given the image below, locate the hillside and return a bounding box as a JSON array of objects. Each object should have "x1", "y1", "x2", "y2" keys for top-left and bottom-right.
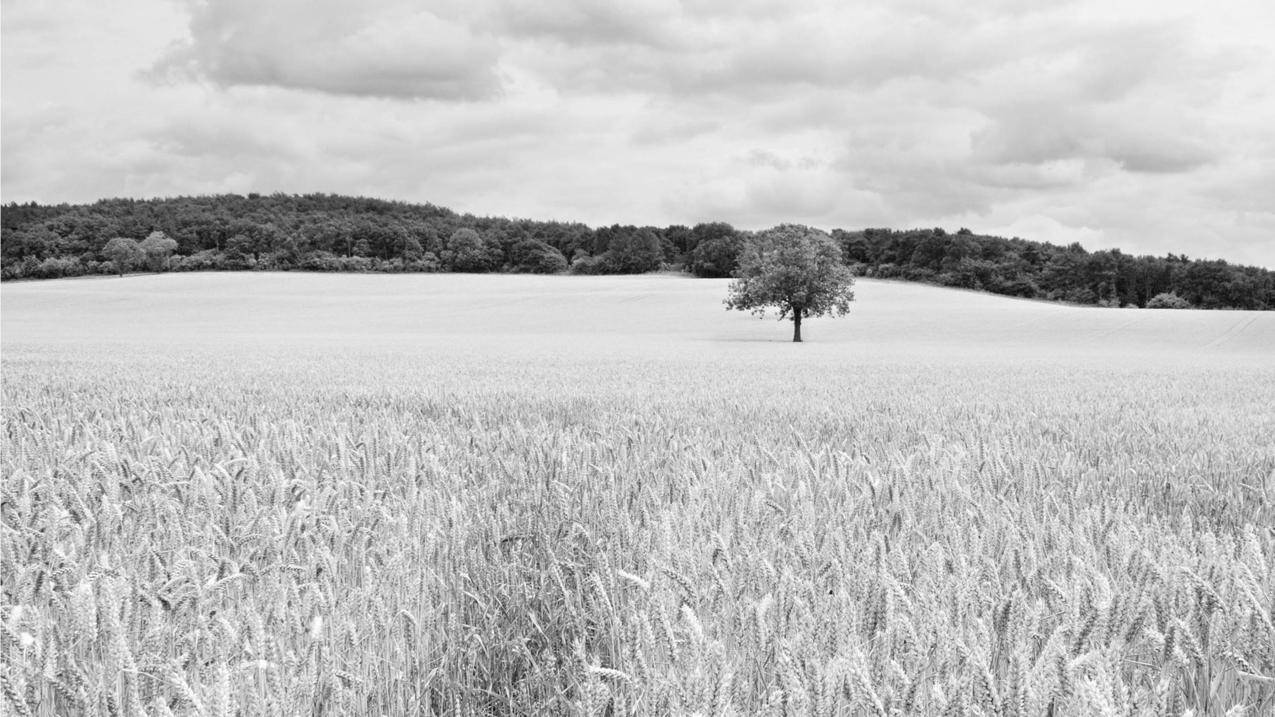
[
  {"x1": 4, "y1": 273, "x2": 1272, "y2": 361},
  {"x1": 3, "y1": 193, "x2": 1272, "y2": 310}
]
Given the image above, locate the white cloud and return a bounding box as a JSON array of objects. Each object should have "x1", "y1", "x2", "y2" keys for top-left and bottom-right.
[
  {"x1": 2, "y1": 0, "x2": 1273, "y2": 267},
  {"x1": 149, "y1": 0, "x2": 503, "y2": 100}
]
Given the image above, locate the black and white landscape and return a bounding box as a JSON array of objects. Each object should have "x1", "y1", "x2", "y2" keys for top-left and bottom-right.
[{"x1": 2, "y1": 1, "x2": 1273, "y2": 715}]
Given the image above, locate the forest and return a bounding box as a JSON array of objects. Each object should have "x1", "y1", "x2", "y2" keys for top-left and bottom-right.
[{"x1": 3, "y1": 193, "x2": 1271, "y2": 309}]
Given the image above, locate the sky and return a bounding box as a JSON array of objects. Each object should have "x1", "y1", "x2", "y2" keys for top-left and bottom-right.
[{"x1": 3, "y1": 0, "x2": 1273, "y2": 266}]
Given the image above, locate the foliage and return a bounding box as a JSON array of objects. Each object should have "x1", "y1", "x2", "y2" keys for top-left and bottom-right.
[
  {"x1": 1147, "y1": 292, "x2": 1192, "y2": 309},
  {"x1": 443, "y1": 228, "x2": 498, "y2": 272},
  {"x1": 100, "y1": 236, "x2": 142, "y2": 276},
  {"x1": 725, "y1": 224, "x2": 856, "y2": 341},
  {"x1": 138, "y1": 230, "x2": 179, "y2": 271},
  {"x1": 832, "y1": 228, "x2": 1274, "y2": 309},
  {"x1": 687, "y1": 222, "x2": 743, "y2": 278},
  {"x1": 2, "y1": 195, "x2": 1271, "y2": 310},
  {"x1": 568, "y1": 252, "x2": 605, "y2": 275},
  {"x1": 600, "y1": 227, "x2": 663, "y2": 274},
  {"x1": 508, "y1": 238, "x2": 569, "y2": 274}
]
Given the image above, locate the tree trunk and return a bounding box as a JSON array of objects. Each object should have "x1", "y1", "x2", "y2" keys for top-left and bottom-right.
[{"x1": 792, "y1": 307, "x2": 803, "y2": 342}]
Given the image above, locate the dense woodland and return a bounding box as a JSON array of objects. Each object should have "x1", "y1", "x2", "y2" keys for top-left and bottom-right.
[{"x1": 3, "y1": 193, "x2": 1272, "y2": 309}]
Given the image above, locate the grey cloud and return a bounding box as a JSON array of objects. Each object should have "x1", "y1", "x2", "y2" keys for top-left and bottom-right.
[
  {"x1": 495, "y1": 0, "x2": 686, "y2": 48},
  {"x1": 1071, "y1": 23, "x2": 1186, "y2": 101},
  {"x1": 504, "y1": 4, "x2": 1092, "y2": 99},
  {"x1": 741, "y1": 149, "x2": 825, "y2": 172},
  {"x1": 154, "y1": 118, "x2": 305, "y2": 161},
  {"x1": 971, "y1": 161, "x2": 1092, "y2": 191},
  {"x1": 970, "y1": 108, "x2": 1088, "y2": 166},
  {"x1": 629, "y1": 118, "x2": 721, "y2": 146},
  {"x1": 132, "y1": 94, "x2": 583, "y2": 210},
  {"x1": 150, "y1": 0, "x2": 502, "y2": 100},
  {"x1": 742, "y1": 176, "x2": 841, "y2": 219},
  {"x1": 1110, "y1": 142, "x2": 1213, "y2": 175},
  {"x1": 866, "y1": 170, "x2": 999, "y2": 218},
  {"x1": 1203, "y1": 158, "x2": 1275, "y2": 214},
  {"x1": 744, "y1": 149, "x2": 795, "y2": 171},
  {"x1": 971, "y1": 106, "x2": 1215, "y2": 176},
  {"x1": 7, "y1": 0, "x2": 1274, "y2": 267}
]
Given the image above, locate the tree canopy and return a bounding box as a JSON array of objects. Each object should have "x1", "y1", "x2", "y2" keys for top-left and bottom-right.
[
  {"x1": 1147, "y1": 292, "x2": 1191, "y2": 309},
  {"x1": 101, "y1": 237, "x2": 143, "y2": 277},
  {"x1": 3, "y1": 194, "x2": 1271, "y2": 310},
  {"x1": 444, "y1": 228, "x2": 498, "y2": 272},
  {"x1": 725, "y1": 224, "x2": 856, "y2": 342},
  {"x1": 139, "y1": 231, "x2": 178, "y2": 271}
]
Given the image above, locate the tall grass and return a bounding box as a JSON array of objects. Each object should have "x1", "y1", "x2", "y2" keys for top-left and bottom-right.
[{"x1": 2, "y1": 347, "x2": 1273, "y2": 715}]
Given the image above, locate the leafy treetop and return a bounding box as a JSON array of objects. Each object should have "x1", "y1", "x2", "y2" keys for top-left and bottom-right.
[{"x1": 725, "y1": 224, "x2": 856, "y2": 342}]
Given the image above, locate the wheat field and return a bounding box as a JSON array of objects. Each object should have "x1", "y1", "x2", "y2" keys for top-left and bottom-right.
[{"x1": 2, "y1": 273, "x2": 1273, "y2": 716}]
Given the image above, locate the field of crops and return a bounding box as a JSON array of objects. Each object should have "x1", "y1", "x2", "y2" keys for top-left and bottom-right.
[{"x1": 2, "y1": 273, "x2": 1273, "y2": 716}]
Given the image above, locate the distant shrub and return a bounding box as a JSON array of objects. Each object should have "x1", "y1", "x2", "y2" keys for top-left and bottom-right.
[
  {"x1": 101, "y1": 237, "x2": 143, "y2": 276},
  {"x1": 1059, "y1": 287, "x2": 1098, "y2": 304},
  {"x1": 220, "y1": 251, "x2": 256, "y2": 271},
  {"x1": 901, "y1": 266, "x2": 936, "y2": 282},
  {"x1": 992, "y1": 275, "x2": 1040, "y2": 298},
  {"x1": 873, "y1": 263, "x2": 901, "y2": 279},
  {"x1": 254, "y1": 253, "x2": 287, "y2": 271},
  {"x1": 330, "y1": 256, "x2": 373, "y2": 272},
  {"x1": 407, "y1": 252, "x2": 442, "y2": 273},
  {"x1": 601, "y1": 230, "x2": 663, "y2": 273},
  {"x1": 443, "y1": 228, "x2": 499, "y2": 272},
  {"x1": 1147, "y1": 292, "x2": 1191, "y2": 309},
  {"x1": 299, "y1": 251, "x2": 340, "y2": 272},
  {"x1": 172, "y1": 250, "x2": 225, "y2": 272},
  {"x1": 297, "y1": 252, "x2": 375, "y2": 272},
  {"x1": 688, "y1": 231, "x2": 744, "y2": 277},
  {"x1": 139, "y1": 231, "x2": 178, "y2": 271},
  {"x1": 569, "y1": 254, "x2": 604, "y2": 275},
  {"x1": 508, "y1": 239, "x2": 568, "y2": 274},
  {"x1": 33, "y1": 256, "x2": 83, "y2": 279}
]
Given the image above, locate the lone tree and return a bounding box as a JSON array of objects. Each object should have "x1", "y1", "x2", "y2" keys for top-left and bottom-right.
[
  {"x1": 139, "y1": 231, "x2": 178, "y2": 271},
  {"x1": 102, "y1": 237, "x2": 143, "y2": 277},
  {"x1": 1146, "y1": 292, "x2": 1191, "y2": 309},
  {"x1": 725, "y1": 224, "x2": 856, "y2": 342}
]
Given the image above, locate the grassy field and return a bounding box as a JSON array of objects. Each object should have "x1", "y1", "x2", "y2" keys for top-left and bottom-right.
[{"x1": 2, "y1": 273, "x2": 1273, "y2": 716}]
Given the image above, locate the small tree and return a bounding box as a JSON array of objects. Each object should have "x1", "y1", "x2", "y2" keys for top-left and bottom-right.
[
  {"x1": 601, "y1": 228, "x2": 663, "y2": 273},
  {"x1": 508, "y1": 238, "x2": 568, "y2": 274},
  {"x1": 688, "y1": 223, "x2": 743, "y2": 277},
  {"x1": 102, "y1": 237, "x2": 143, "y2": 277},
  {"x1": 725, "y1": 224, "x2": 855, "y2": 342},
  {"x1": 402, "y1": 234, "x2": 425, "y2": 261},
  {"x1": 443, "y1": 228, "x2": 497, "y2": 272},
  {"x1": 139, "y1": 231, "x2": 179, "y2": 271},
  {"x1": 1147, "y1": 292, "x2": 1191, "y2": 309}
]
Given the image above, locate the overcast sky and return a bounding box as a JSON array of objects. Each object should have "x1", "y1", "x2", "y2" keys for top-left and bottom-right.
[{"x1": 3, "y1": 0, "x2": 1273, "y2": 266}]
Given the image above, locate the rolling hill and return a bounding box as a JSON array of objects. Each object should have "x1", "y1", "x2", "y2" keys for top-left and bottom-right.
[{"x1": 3, "y1": 272, "x2": 1272, "y2": 361}]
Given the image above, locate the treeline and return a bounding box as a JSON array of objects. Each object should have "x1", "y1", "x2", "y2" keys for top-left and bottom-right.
[
  {"x1": 834, "y1": 228, "x2": 1274, "y2": 310},
  {"x1": 2, "y1": 193, "x2": 1271, "y2": 309}
]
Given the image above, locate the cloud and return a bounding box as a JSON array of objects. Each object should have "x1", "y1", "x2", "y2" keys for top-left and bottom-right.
[
  {"x1": 149, "y1": 0, "x2": 502, "y2": 100},
  {"x1": 985, "y1": 215, "x2": 1108, "y2": 248},
  {"x1": 495, "y1": 0, "x2": 686, "y2": 48},
  {"x1": 630, "y1": 117, "x2": 722, "y2": 146},
  {"x1": 970, "y1": 105, "x2": 1214, "y2": 175},
  {"x1": 4, "y1": 0, "x2": 1274, "y2": 267}
]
